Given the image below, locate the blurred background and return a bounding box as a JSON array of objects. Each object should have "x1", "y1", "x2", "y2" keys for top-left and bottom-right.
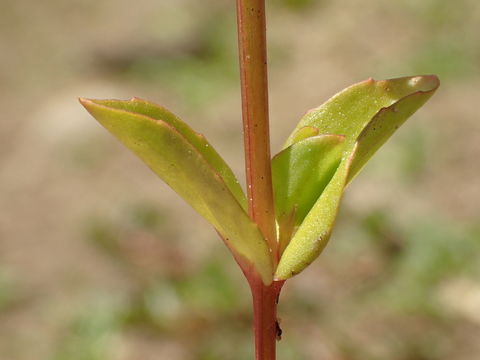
[{"x1": 1, "y1": 0, "x2": 479, "y2": 359}]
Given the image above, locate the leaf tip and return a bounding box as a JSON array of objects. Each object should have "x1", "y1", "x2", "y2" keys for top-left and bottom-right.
[
  {"x1": 408, "y1": 74, "x2": 440, "y2": 92},
  {"x1": 78, "y1": 97, "x2": 97, "y2": 113},
  {"x1": 78, "y1": 97, "x2": 90, "y2": 105}
]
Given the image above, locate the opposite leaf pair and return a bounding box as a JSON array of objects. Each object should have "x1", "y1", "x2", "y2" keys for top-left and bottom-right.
[{"x1": 80, "y1": 74, "x2": 439, "y2": 285}]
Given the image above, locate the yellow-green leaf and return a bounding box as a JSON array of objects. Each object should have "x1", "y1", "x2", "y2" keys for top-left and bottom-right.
[
  {"x1": 276, "y1": 75, "x2": 439, "y2": 279},
  {"x1": 347, "y1": 87, "x2": 437, "y2": 183},
  {"x1": 290, "y1": 126, "x2": 320, "y2": 143},
  {"x1": 285, "y1": 75, "x2": 440, "y2": 153},
  {"x1": 87, "y1": 98, "x2": 247, "y2": 209},
  {"x1": 275, "y1": 149, "x2": 355, "y2": 280},
  {"x1": 80, "y1": 98, "x2": 273, "y2": 284},
  {"x1": 272, "y1": 135, "x2": 345, "y2": 253}
]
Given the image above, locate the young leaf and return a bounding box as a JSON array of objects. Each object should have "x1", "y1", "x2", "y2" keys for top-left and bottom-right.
[
  {"x1": 80, "y1": 98, "x2": 273, "y2": 285},
  {"x1": 347, "y1": 88, "x2": 437, "y2": 183},
  {"x1": 275, "y1": 150, "x2": 355, "y2": 280},
  {"x1": 290, "y1": 126, "x2": 320, "y2": 143},
  {"x1": 272, "y1": 135, "x2": 345, "y2": 252},
  {"x1": 285, "y1": 75, "x2": 440, "y2": 153},
  {"x1": 275, "y1": 75, "x2": 439, "y2": 280}
]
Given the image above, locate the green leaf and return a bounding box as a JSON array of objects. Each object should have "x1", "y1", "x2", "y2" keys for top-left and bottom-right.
[
  {"x1": 347, "y1": 87, "x2": 438, "y2": 183},
  {"x1": 84, "y1": 98, "x2": 247, "y2": 209},
  {"x1": 290, "y1": 126, "x2": 319, "y2": 143},
  {"x1": 275, "y1": 150, "x2": 355, "y2": 280},
  {"x1": 275, "y1": 75, "x2": 439, "y2": 279},
  {"x1": 80, "y1": 98, "x2": 273, "y2": 285},
  {"x1": 272, "y1": 135, "x2": 345, "y2": 252},
  {"x1": 285, "y1": 75, "x2": 440, "y2": 153}
]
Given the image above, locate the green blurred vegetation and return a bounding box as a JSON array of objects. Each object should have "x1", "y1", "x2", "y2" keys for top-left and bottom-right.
[
  {"x1": 272, "y1": 0, "x2": 318, "y2": 11},
  {"x1": 389, "y1": 0, "x2": 480, "y2": 80},
  {"x1": 122, "y1": 13, "x2": 240, "y2": 108},
  {"x1": 48, "y1": 200, "x2": 478, "y2": 360},
  {"x1": 0, "y1": 270, "x2": 17, "y2": 311},
  {"x1": 95, "y1": 4, "x2": 291, "y2": 109}
]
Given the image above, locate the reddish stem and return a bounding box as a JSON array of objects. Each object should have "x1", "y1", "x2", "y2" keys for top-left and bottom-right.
[
  {"x1": 249, "y1": 277, "x2": 285, "y2": 360},
  {"x1": 236, "y1": 0, "x2": 277, "y2": 263},
  {"x1": 236, "y1": 1, "x2": 283, "y2": 359}
]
